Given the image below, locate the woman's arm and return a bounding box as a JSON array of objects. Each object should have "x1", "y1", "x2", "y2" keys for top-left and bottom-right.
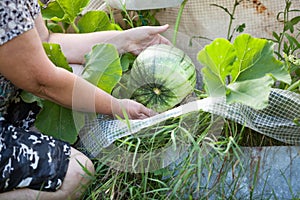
[
  {"x1": 34, "y1": 14, "x2": 171, "y2": 64},
  {"x1": 0, "y1": 28, "x2": 154, "y2": 119}
]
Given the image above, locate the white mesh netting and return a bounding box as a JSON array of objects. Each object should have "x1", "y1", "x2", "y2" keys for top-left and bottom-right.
[
  {"x1": 77, "y1": 88, "x2": 300, "y2": 159},
  {"x1": 84, "y1": 0, "x2": 300, "y2": 45},
  {"x1": 155, "y1": 0, "x2": 300, "y2": 46}
]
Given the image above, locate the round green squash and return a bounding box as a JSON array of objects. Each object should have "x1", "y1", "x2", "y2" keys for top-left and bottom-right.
[{"x1": 127, "y1": 44, "x2": 196, "y2": 112}]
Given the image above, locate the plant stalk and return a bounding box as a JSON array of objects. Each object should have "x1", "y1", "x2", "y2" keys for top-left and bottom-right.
[
  {"x1": 227, "y1": 0, "x2": 239, "y2": 41},
  {"x1": 172, "y1": 0, "x2": 188, "y2": 46},
  {"x1": 277, "y1": 0, "x2": 291, "y2": 56},
  {"x1": 71, "y1": 22, "x2": 80, "y2": 33}
]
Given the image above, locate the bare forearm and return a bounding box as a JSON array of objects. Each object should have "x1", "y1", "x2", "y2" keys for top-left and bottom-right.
[
  {"x1": 34, "y1": 14, "x2": 128, "y2": 64},
  {"x1": 48, "y1": 31, "x2": 127, "y2": 64},
  {"x1": 66, "y1": 71, "x2": 118, "y2": 115},
  {"x1": 35, "y1": 13, "x2": 170, "y2": 65},
  {"x1": 0, "y1": 28, "x2": 116, "y2": 115},
  {"x1": 47, "y1": 25, "x2": 171, "y2": 65},
  {"x1": 38, "y1": 67, "x2": 116, "y2": 115}
]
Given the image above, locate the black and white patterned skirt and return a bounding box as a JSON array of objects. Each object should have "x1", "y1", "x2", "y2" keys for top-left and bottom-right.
[{"x1": 0, "y1": 99, "x2": 71, "y2": 192}]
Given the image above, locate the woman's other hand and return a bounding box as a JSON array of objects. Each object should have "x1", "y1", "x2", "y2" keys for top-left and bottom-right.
[{"x1": 121, "y1": 24, "x2": 172, "y2": 55}]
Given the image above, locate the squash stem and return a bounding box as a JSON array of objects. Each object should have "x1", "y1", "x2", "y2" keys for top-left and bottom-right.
[
  {"x1": 172, "y1": 0, "x2": 188, "y2": 46},
  {"x1": 153, "y1": 88, "x2": 161, "y2": 95},
  {"x1": 71, "y1": 22, "x2": 80, "y2": 33}
]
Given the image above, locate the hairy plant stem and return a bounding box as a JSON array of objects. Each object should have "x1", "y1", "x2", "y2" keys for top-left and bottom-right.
[
  {"x1": 172, "y1": 0, "x2": 188, "y2": 45},
  {"x1": 227, "y1": 0, "x2": 239, "y2": 41},
  {"x1": 277, "y1": 0, "x2": 292, "y2": 57},
  {"x1": 210, "y1": 0, "x2": 241, "y2": 41}
]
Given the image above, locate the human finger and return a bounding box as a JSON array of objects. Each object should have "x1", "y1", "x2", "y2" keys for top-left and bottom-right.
[
  {"x1": 157, "y1": 35, "x2": 173, "y2": 45},
  {"x1": 139, "y1": 105, "x2": 157, "y2": 118},
  {"x1": 146, "y1": 24, "x2": 170, "y2": 35}
]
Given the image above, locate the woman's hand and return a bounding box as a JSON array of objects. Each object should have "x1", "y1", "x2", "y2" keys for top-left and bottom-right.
[
  {"x1": 112, "y1": 99, "x2": 157, "y2": 120},
  {"x1": 121, "y1": 24, "x2": 172, "y2": 55}
]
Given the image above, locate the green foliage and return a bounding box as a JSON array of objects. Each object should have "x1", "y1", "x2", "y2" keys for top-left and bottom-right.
[
  {"x1": 198, "y1": 33, "x2": 291, "y2": 109},
  {"x1": 82, "y1": 44, "x2": 122, "y2": 94},
  {"x1": 135, "y1": 10, "x2": 161, "y2": 27},
  {"x1": 21, "y1": 91, "x2": 43, "y2": 108},
  {"x1": 40, "y1": 0, "x2": 65, "y2": 20},
  {"x1": 120, "y1": 53, "x2": 136, "y2": 72},
  {"x1": 81, "y1": 110, "x2": 215, "y2": 200},
  {"x1": 56, "y1": 0, "x2": 90, "y2": 23},
  {"x1": 43, "y1": 43, "x2": 73, "y2": 71},
  {"x1": 40, "y1": 0, "x2": 121, "y2": 33},
  {"x1": 111, "y1": 53, "x2": 137, "y2": 99},
  {"x1": 119, "y1": 9, "x2": 161, "y2": 29},
  {"x1": 269, "y1": 0, "x2": 300, "y2": 93},
  {"x1": 35, "y1": 101, "x2": 84, "y2": 144},
  {"x1": 77, "y1": 11, "x2": 121, "y2": 33},
  {"x1": 40, "y1": 0, "x2": 89, "y2": 32}
]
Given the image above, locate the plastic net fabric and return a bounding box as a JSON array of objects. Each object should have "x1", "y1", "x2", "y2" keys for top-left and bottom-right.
[
  {"x1": 156, "y1": 0, "x2": 300, "y2": 47},
  {"x1": 85, "y1": 0, "x2": 300, "y2": 46},
  {"x1": 77, "y1": 88, "x2": 300, "y2": 158},
  {"x1": 78, "y1": 0, "x2": 300, "y2": 157}
]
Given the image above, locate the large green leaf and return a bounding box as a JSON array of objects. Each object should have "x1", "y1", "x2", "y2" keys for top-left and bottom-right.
[
  {"x1": 56, "y1": 0, "x2": 90, "y2": 24},
  {"x1": 82, "y1": 44, "x2": 122, "y2": 94},
  {"x1": 226, "y1": 76, "x2": 273, "y2": 109},
  {"x1": 40, "y1": 0, "x2": 65, "y2": 22},
  {"x1": 232, "y1": 34, "x2": 291, "y2": 83},
  {"x1": 43, "y1": 43, "x2": 72, "y2": 72},
  {"x1": 120, "y1": 53, "x2": 136, "y2": 72},
  {"x1": 35, "y1": 100, "x2": 85, "y2": 144},
  {"x1": 201, "y1": 67, "x2": 226, "y2": 97},
  {"x1": 198, "y1": 33, "x2": 292, "y2": 109},
  {"x1": 198, "y1": 38, "x2": 236, "y2": 97},
  {"x1": 77, "y1": 11, "x2": 114, "y2": 33},
  {"x1": 46, "y1": 22, "x2": 64, "y2": 33},
  {"x1": 20, "y1": 91, "x2": 43, "y2": 108}
]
